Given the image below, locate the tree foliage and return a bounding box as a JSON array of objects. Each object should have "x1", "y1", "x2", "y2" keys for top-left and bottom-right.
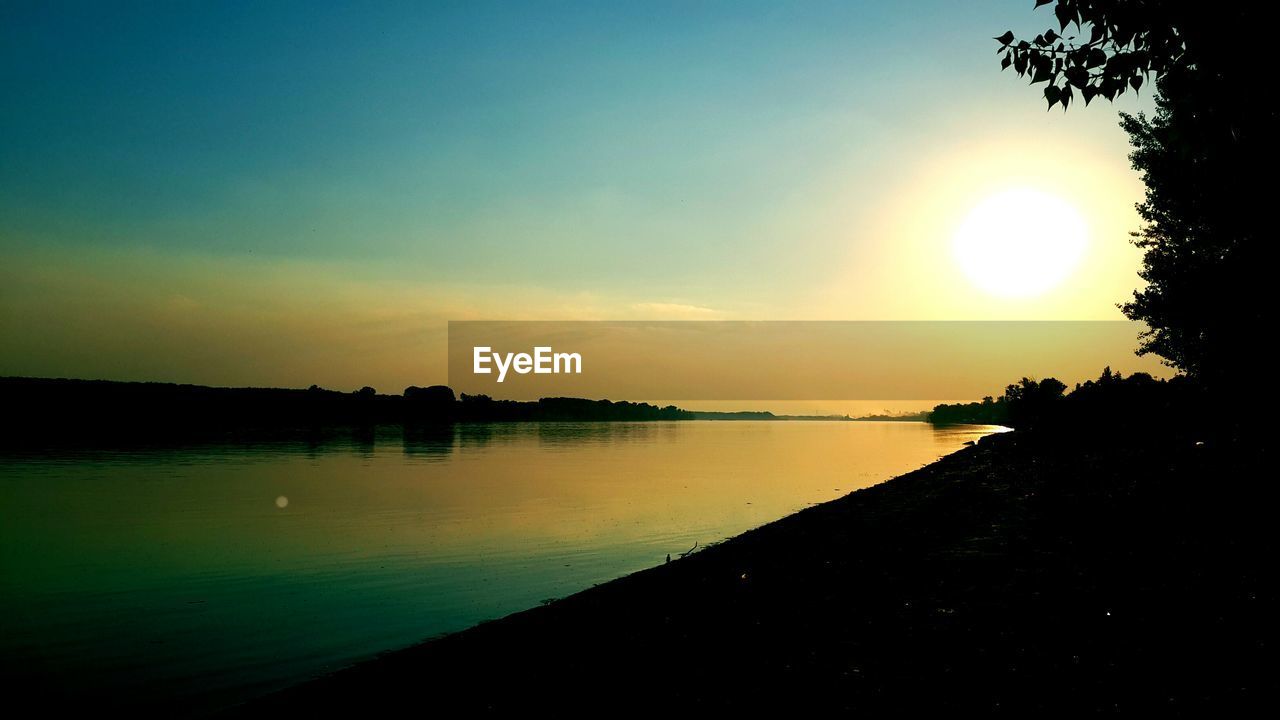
[
  {"x1": 996, "y1": 3, "x2": 1275, "y2": 390},
  {"x1": 995, "y1": 0, "x2": 1188, "y2": 110}
]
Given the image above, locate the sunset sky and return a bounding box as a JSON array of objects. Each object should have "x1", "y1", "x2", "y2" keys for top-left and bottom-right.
[{"x1": 1, "y1": 1, "x2": 1156, "y2": 393}]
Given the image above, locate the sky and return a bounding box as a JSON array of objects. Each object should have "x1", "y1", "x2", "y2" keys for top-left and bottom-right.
[{"x1": 1, "y1": 1, "x2": 1157, "y2": 394}]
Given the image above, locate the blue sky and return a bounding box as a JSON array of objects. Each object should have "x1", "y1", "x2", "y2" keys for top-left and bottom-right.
[{"x1": 1, "y1": 1, "x2": 1157, "y2": 389}]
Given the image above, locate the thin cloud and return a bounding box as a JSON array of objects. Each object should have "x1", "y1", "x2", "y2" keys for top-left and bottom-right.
[{"x1": 630, "y1": 302, "x2": 723, "y2": 320}]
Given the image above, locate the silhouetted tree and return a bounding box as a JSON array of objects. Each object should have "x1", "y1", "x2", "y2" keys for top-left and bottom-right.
[
  {"x1": 1117, "y1": 82, "x2": 1270, "y2": 386},
  {"x1": 996, "y1": 3, "x2": 1274, "y2": 391},
  {"x1": 928, "y1": 397, "x2": 1010, "y2": 426},
  {"x1": 404, "y1": 385, "x2": 457, "y2": 421},
  {"x1": 404, "y1": 385, "x2": 456, "y2": 404},
  {"x1": 1002, "y1": 377, "x2": 1067, "y2": 428}
]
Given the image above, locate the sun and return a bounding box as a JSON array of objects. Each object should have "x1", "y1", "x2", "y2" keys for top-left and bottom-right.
[{"x1": 952, "y1": 188, "x2": 1088, "y2": 298}]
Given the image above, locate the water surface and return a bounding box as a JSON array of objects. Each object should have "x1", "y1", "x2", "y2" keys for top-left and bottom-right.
[{"x1": 0, "y1": 421, "x2": 999, "y2": 714}]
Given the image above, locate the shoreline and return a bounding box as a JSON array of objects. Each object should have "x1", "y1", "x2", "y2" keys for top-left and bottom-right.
[
  {"x1": 232, "y1": 428, "x2": 1270, "y2": 714},
  {"x1": 0, "y1": 377, "x2": 935, "y2": 443}
]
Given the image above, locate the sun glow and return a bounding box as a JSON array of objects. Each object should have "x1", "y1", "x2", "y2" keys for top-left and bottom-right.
[{"x1": 952, "y1": 188, "x2": 1088, "y2": 298}]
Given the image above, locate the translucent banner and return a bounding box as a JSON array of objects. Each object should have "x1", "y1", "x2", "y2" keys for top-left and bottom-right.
[{"x1": 447, "y1": 321, "x2": 1165, "y2": 401}]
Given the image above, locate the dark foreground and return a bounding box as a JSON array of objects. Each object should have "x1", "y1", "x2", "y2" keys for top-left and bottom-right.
[{"x1": 237, "y1": 430, "x2": 1271, "y2": 715}]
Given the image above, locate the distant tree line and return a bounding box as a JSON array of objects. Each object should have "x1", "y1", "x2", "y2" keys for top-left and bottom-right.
[
  {"x1": 929, "y1": 367, "x2": 1202, "y2": 432},
  {"x1": 4, "y1": 372, "x2": 1210, "y2": 444},
  {"x1": 0, "y1": 377, "x2": 696, "y2": 443},
  {"x1": 453, "y1": 393, "x2": 692, "y2": 422}
]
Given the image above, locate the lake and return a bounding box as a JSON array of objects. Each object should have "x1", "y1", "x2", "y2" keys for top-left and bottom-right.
[{"x1": 0, "y1": 421, "x2": 1001, "y2": 715}]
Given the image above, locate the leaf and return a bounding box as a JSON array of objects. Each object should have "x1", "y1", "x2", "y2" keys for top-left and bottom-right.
[
  {"x1": 1001, "y1": 53, "x2": 1013, "y2": 70},
  {"x1": 995, "y1": 30, "x2": 1015, "y2": 46},
  {"x1": 1035, "y1": 0, "x2": 1053, "y2": 7},
  {"x1": 1044, "y1": 84, "x2": 1061, "y2": 109},
  {"x1": 1054, "y1": 3, "x2": 1073, "y2": 30},
  {"x1": 1044, "y1": 29, "x2": 1058, "y2": 43},
  {"x1": 1130, "y1": 75, "x2": 1143, "y2": 91}
]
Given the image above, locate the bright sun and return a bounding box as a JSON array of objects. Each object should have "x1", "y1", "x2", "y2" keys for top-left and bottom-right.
[{"x1": 952, "y1": 188, "x2": 1088, "y2": 298}]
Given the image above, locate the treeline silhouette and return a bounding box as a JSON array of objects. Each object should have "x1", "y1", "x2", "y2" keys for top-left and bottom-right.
[
  {"x1": 6, "y1": 371, "x2": 1205, "y2": 444},
  {"x1": 690, "y1": 410, "x2": 777, "y2": 421},
  {"x1": 929, "y1": 367, "x2": 1205, "y2": 433},
  {"x1": 928, "y1": 396, "x2": 1011, "y2": 426},
  {"x1": 454, "y1": 393, "x2": 692, "y2": 422},
  {"x1": 0, "y1": 377, "x2": 692, "y2": 443}
]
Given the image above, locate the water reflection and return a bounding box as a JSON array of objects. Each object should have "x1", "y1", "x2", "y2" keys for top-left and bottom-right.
[
  {"x1": 401, "y1": 425, "x2": 455, "y2": 460},
  {"x1": 0, "y1": 421, "x2": 1000, "y2": 715},
  {"x1": 3, "y1": 420, "x2": 995, "y2": 461}
]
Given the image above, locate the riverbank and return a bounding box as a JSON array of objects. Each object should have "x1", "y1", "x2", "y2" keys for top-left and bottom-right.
[
  {"x1": 236, "y1": 428, "x2": 1271, "y2": 714},
  {"x1": 0, "y1": 377, "x2": 882, "y2": 443}
]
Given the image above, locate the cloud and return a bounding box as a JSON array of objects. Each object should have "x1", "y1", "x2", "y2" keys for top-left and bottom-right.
[{"x1": 629, "y1": 302, "x2": 723, "y2": 319}]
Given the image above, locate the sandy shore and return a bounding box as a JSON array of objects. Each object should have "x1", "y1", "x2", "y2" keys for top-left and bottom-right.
[{"x1": 235, "y1": 429, "x2": 1271, "y2": 714}]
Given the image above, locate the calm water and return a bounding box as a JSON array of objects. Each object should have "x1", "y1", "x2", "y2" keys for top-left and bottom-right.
[{"x1": 0, "y1": 421, "x2": 999, "y2": 714}]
